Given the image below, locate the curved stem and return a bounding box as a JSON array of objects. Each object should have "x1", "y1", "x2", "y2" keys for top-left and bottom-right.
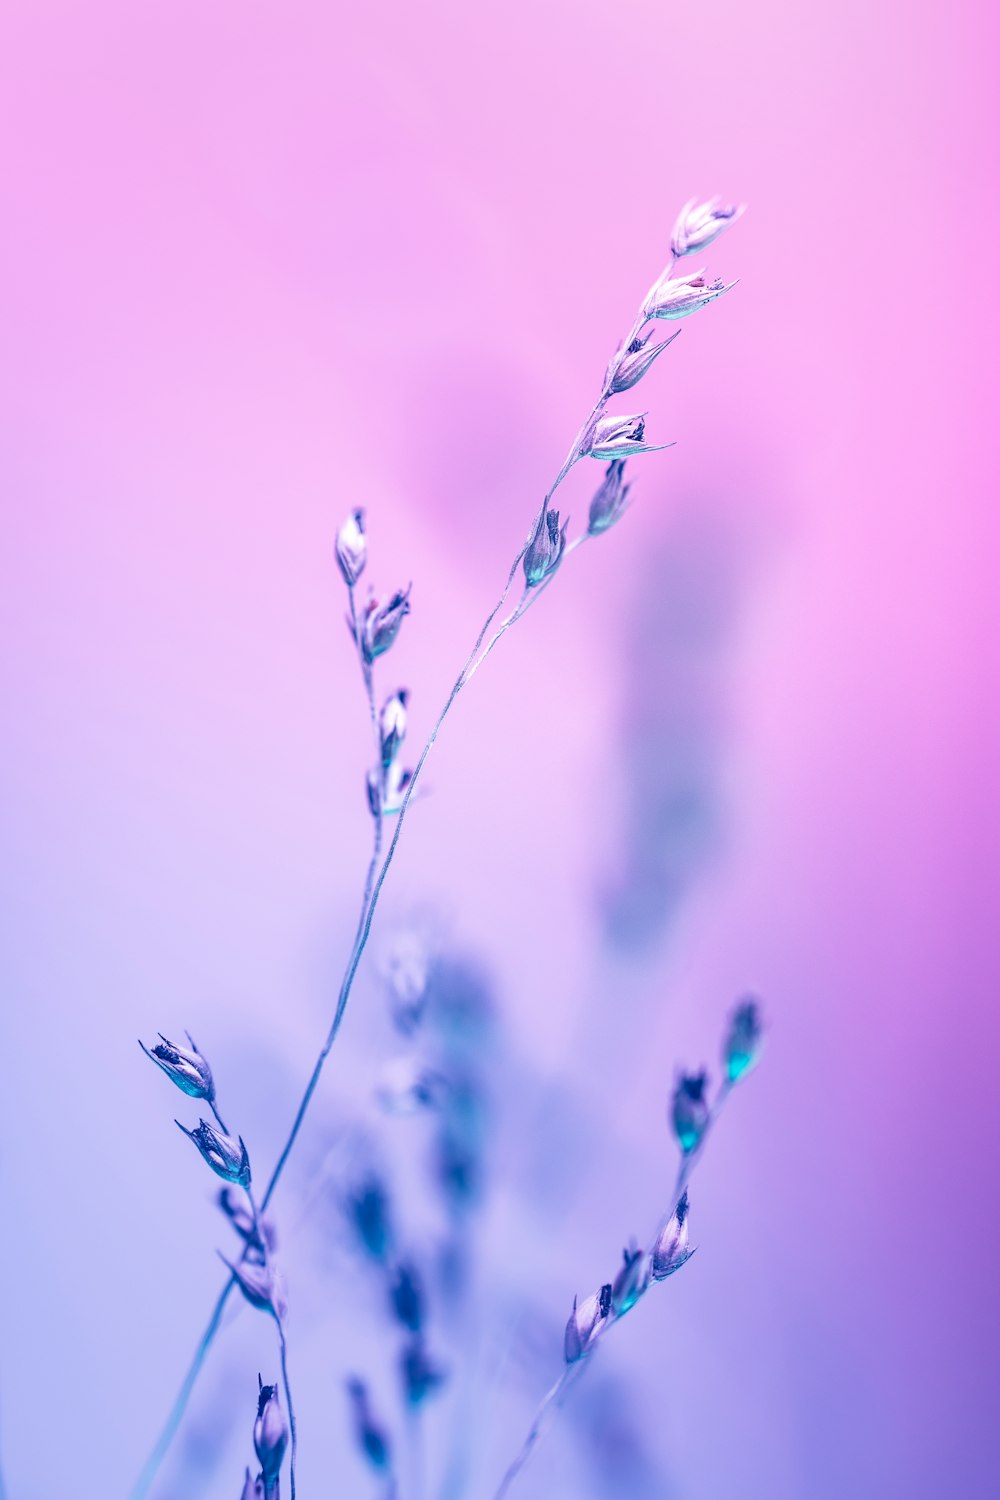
[
  {"x1": 278, "y1": 1322, "x2": 297, "y2": 1500},
  {"x1": 491, "y1": 1367, "x2": 578, "y2": 1500},
  {"x1": 132, "y1": 253, "x2": 680, "y2": 1498}
]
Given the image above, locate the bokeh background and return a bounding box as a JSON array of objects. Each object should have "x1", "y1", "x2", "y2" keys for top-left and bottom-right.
[{"x1": 1, "y1": 2, "x2": 998, "y2": 1497}]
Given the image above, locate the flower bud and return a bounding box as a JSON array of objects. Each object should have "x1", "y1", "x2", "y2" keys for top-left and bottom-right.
[
  {"x1": 608, "y1": 328, "x2": 681, "y2": 394},
  {"x1": 564, "y1": 1283, "x2": 612, "y2": 1363},
  {"x1": 523, "y1": 506, "x2": 567, "y2": 587},
  {"x1": 254, "y1": 1378, "x2": 288, "y2": 1487},
  {"x1": 361, "y1": 587, "x2": 411, "y2": 662},
  {"x1": 651, "y1": 1190, "x2": 695, "y2": 1280},
  {"x1": 346, "y1": 1378, "x2": 392, "y2": 1471},
  {"x1": 336, "y1": 509, "x2": 367, "y2": 586},
  {"x1": 346, "y1": 1173, "x2": 393, "y2": 1260},
  {"x1": 176, "y1": 1119, "x2": 251, "y2": 1187},
  {"x1": 671, "y1": 196, "x2": 745, "y2": 258},
  {"x1": 219, "y1": 1187, "x2": 277, "y2": 1256},
  {"x1": 400, "y1": 1337, "x2": 446, "y2": 1406},
  {"x1": 240, "y1": 1468, "x2": 265, "y2": 1500},
  {"x1": 646, "y1": 269, "x2": 735, "y2": 321},
  {"x1": 587, "y1": 460, "x2": 632, "y2": 536},
  {"x1": 723, "y1": 996, "x2": 764, "y2": 1083},
  {"x1": 382, "y1": 762, "x2": 414, "y2": 815},
  {"x1": 139, "y1": 1032, "x2": 215, "y2": 1102},
  {"x1": 220, "y1": 1254, "x2": 288, "y2": 1321},
  {"x1": 379, "y1": 690, "x2": 409, "y2": 768},
  {"x1": 583, "y1": 412, "x2": 670, "y2": 461},
  {"x1": 670, "y1": 1071, "x2": 710, "y2": 1155},
  {"x1": 610, "y1": 1242, "x2": 650, "y2": 1316},
  {"x1": 389, "y1": 1259, "x2": 424, "y2": 1333}
]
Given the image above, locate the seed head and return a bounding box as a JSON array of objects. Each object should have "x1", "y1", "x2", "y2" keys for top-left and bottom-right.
[
  {"x1": 361, "y1": 586, "x2": 411, "y2": 662},
  {"x1": 379, "y1": 689, "x2": 409, "y2": 768},
  {"x1": 139, "y1": 1032, "x2": 215, "y2": 1102},
  {"x1": 651, "y1": 1189, "x2": 696, "y2": 1280},
  {"x1": 670, "y1": 1071, "x2": 710, "y2": 1155},
  {"x1": 723, "y1": 996, "x2": 764, "y2": 1083},
  {"x1": 176, "y1": 1118, "x2": 251, "y2": 1187},
  {"x1": 610, "y1": 1241, "x2": 650, "y2": 1316},
  {"x1": 400, "y1": 1337, "x2": 446, "y2": 1406},
  {"x1": 254, "y1": 1378, "x2": 288, "y2": 1486},
  {"x1": 523, "y1": 506, "x2": 567, "y2": 587},
  {"x1": 646, "y1": 269, "x2": 735, "y2": 321},
  {"x1": 564, "y1": 1283, "x2": 612, "y2": 1363},
  {"x1": 584, "y1": 412, "x2": 671, "y2": 461},
  {"x1": 220, "y1": 1254, "x2": 288, "y2": 1321},
  {"x1": 389, "y1": 1259, "x2": 424, "y2": 1333},
  {"x1": 336, "y1": 509, "x2": 367, "y2": 586},
  {"x1": 671, "y1": 196, "x2": 745, "y2": 258},
  {"x1": 608, "y1": 328, "x2": 681, "y2": 394},
  {"x1": 587, "y1": 460, "x2": 632, "y2": 536}
]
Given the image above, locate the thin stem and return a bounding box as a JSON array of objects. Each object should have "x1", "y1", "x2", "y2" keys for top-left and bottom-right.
[
  {"x1": 491, "y1": 1367, "x2": 578, "y2": 1500},
  {"x1": 209, "y1": 1099, "x2": 230, "y2": 1136},
  {"x1": 132, "y1": 251, "x2": 680, "y2": 1498},
  {"x1": 493, "y1": 1073, "x2": 734, "y2": 1500},
  {"x1": 278, "y1": 1323, "x2": 297, "y2": 1500}
]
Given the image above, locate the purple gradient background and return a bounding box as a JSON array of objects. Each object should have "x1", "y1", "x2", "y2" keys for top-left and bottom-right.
[{"x1": 1, "y1": 2, "x2": 998, "y2": 1497}]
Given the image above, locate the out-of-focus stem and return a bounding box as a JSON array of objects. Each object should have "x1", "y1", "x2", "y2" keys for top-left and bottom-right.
[{"x1": 132, "y1": 253, "x2": 680, "y2": 1499}]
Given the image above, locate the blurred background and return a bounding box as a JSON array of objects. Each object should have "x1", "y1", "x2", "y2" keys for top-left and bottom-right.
[{"x1": 1, "y1": 1, "x2": 998, "y2": 1497}]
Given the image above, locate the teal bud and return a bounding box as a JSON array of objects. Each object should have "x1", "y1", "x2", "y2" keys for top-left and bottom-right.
[
  {"x1": 379, "y1": 689, "x2": 409, "y2": 768},
  {"x1": 523, "y1": 506, "x2": 567, "y2": 587},
  {"x1": 361, "y1": 586, "x2": 411, "y2": 662},
  {"x1": 177, "y1": 1118, "x2": 251, "y2": 1187},
  {"x1": 670, "y1": 1071, "x2": 710, "y2": 1155},
  {"x1": 400, "y1": 1337, "x2": 446, "y2": 1406},
  {"x1": 587, "y1": 460, "x2": 632, "y2": 535},
  {"x1": 610, "y1": 1241, "x2": 650, "y2": 1316},
  {"x1": 139, "y1": 1032, "x2": 215, "y2": 1102},
  {"x1": 723, "y1": 996, "x2": 764, "y2": 1083}
]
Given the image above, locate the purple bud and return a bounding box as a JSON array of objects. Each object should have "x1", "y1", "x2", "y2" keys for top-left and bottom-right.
[
  {"x1": 523, "y1": 506, "x2": 567, "y2": 587},
  {"x1": 610, "y1": 1241, "x2": 650, "y2": 1316},
  {"x1": 645, "y1": 269, "x2": 735, "y2": 321},
  {"x1": 583, "y1": 412, "x2": 671, "y2": 461},
  {"x1": 254, "y1": 1378, "x2": 288, "y2": 1487},
  {"x1": 379, "y1": 689, "x2": 409, "y2": 768},
  {"x1": 400, "y1": 1337, "x2": 446, "y2": 1406},
  {"x1": 587, "y1": 460, "x2": 633, "y2": 536},
  {"x1": 346, "y1": 1378, "x2": 392, "y2": 1471},
  {"x1": 361, "y1": 586, "x2": 411, "y2": 662},
  {"x1": 671, "y1": 196, "x2": 745, "y2": 258},
  {"x1": 139, "y1": 1032, "x2": 215, "y2": 1102},
  {"x1": 176, "y1": 1119, "x2": 251, "y2": 1187},
  {"x1": 608, "y1": 328, "x2": 681, "y2": 394},
  {"x1": 651, "y1": 1190, "x2": 696, "y2": 1280},
  {"x1": 670, "y1": 1071, "x2": 710, "y2": 1155},
  {"x1": 336, "y1": 509, "x2": 367, "y2": 586},
  {"x1": 219, "y1": 1187, "x2": 277, "y2": 1255},
  {"x1": 220, "y1": 1254, "x2": 288, "y2": 1321},
  {"x1": 389, "y1": 1259, "x2": 424, "y2": 1333},
  {"x1": 564, "y1": 1283, "x2": 612, "y2": 1363},
  {"x1": 723, "y1": 996, "x2": 764, "y2": 1083}
]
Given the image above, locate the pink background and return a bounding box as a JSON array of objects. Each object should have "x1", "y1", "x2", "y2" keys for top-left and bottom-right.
[{"x1": 1, "y1": 2, "x2": 997, "y2": 1496}]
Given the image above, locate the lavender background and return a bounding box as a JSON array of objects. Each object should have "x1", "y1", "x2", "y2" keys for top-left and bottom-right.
[{"x1": 2, "y1": 2, "x2": 998, "y2": 1497}]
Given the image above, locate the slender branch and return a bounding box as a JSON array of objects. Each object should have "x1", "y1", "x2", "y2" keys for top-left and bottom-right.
[
  {"x1": 131, "y1": 249, "x2": 680, "y2": 1498},
  {"x1": 489, "y1": 1073, "x2": 734, "y2": 1500},
  {"x1": 278, "y1": 1323, "x2": 297, "y2": 1500},
  {"x1": 492, "y1": 1367, "x2": 579, "y2": 1500}
]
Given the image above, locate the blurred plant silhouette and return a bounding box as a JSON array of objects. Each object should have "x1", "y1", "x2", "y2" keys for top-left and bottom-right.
[{"x1": 129, "y1": 195, "x2": 761, "y2": 1500}]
